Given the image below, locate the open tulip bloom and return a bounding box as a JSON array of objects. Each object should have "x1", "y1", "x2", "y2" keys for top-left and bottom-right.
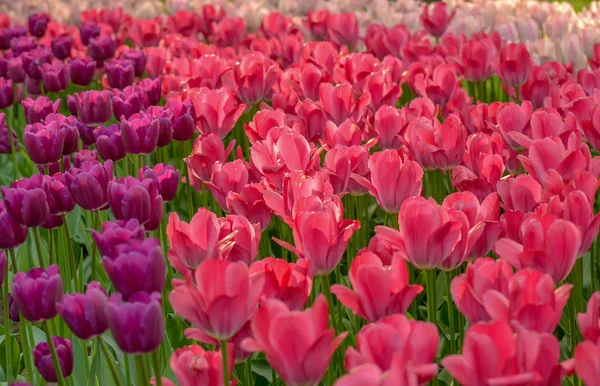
[{"x1": 2, "y1": 2, "x2": 600, "y2": 386}]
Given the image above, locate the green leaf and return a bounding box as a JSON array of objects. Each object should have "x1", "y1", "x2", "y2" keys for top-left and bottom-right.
[
  {"x1": 72, "y1": 338, "x2": 88, "y2": 386},
  {"x1": 251, "y1": 359, "x2": 273, "y2": 383}
]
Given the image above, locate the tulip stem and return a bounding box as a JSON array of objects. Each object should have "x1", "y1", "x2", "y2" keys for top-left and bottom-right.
[
  {"x1": 445, "y1": 270, "x2": 456, "y2": 354},
  {"x1": 98, "y1": 336, "x2": 123, "y2": 386},
  {"x1": 19, "y1": 312, "x2": 34, "y2": 382},
  {"x1": 62, "y1": 215, "x2": 80, "y2": 292},
  {"x1": 221, "y1": 340, "x2": 229, "y2": 386},
  {"x1": 135, "y1": 355, "x2": 148, "y2": 385},
  {"x1": 32, "y1": 227, "x2": 46, "y2": 269},
  {"x1": 90, "y1": 211, "x2": 100, "y2": 282},
  {"x1": 42, "y1": 321, "x2": 66, "y2": 386},
  {"x1": 181, "y1": 141, "x2": 194, "y2": 219},
  {"x1": 425, "y1": 269, "x2": 439, "y2": 386},
  {"x1": 3, "y1": 254, "x2": 13, "y2": 382},
  {"x1": 151, "y1": 349, "x2": 162, "y2": 386},
  {"x1": 124, "y1": 354, "x2": 132, "y2": 386}
]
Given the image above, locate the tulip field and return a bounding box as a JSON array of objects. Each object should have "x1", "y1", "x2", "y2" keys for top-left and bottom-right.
[{"x1": 4, "y1": 0, "x2": 600, "y2": 385}]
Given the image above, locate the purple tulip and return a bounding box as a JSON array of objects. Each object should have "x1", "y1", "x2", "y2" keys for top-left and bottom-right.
[
  {"x1": 112, "y1": 86, "x2": 145, "y2": 120},
  {"x1": 23, "y1": 115, "x2": 67, "y2": 165},
  {"x1": 25, "y1": 75, "x2": 41, "y2": 96},
  {"x1": 0, "y1": 26, "x2": 27, "y2": 50},
  {"x1": 146, "y1": 105, "x2": 174, "y2": 147},
  {"x1": 1, "y1": 177, "x2": 50, "y2": 227},
  {"x1": 0, "y1": 77, "x2": 13, "y2": 109},
  {"x1": 95, "y1": 124, "x2": 126, "y2": 162},
  {"x1": 33, "y1": 336, "x2": 73, "y2": 382},
  {"x1": 108, "y1": 176, "x2": 162, "y2": 224},
  {"x1": 92, "y1": 219, "x2": 146, "y2": 259},
  {"x1": 107, "y1": 291, "x2": 164, "y2": 354},
  {"x1": 88, "y1": 36, "x2": 116, "y2": 65},
  {"x1": 68, "y1": 57, "x2": 95, "y2": 86},
  {"x1": 6, "y1": 56, "x2": 26, "y2": 83},
  {"x1": 37, "y1": 156, "x2": 71, "y2": 175},
  {"x1": 41, "y1": 214, "x2": 64, "y2": 230},
  {"x1": 69, "y1": 90, "x2": 112, "y2": 125},
  {"x1": 27, "y1": 13, "x2": 50, "y2": 37},
  {"x1": 22, "y1": 96, "x2": 60, "y2": 124},
  {"x1": 141, "y1": 163, "x2": 179, "y2": 202},
  {"x1": 8, "y1": 293, "x2": 20, "y2": 322},
  {"x1": 0, "y1": 114, "x2": 18, "y2": 154},
  {"x1": 41, "y1": 61, "x2": 68, "y2": 93},
  {"x1": 104, "y1": 59, "x2": 135, "y2": 89},
  {"x1": 0, "y1": 201, "x2": 28, "y2": 249},
  {"x1": 21, "y1": 46, "x2": 53, "y2": 80},
  {"x1": 79, "y1": 23, "x2": 101, "y2": 46},
  {"x1": 166, "y1": 98, "x2": 196, "y2": 141},
  {"x1": 10, "y1": 36, "x2": 36, "y2": 56},
  {"x1": 73, "y1": 149, "x2": 98, "y2": 167},
  {"x1": 12, "y1": 265, "x2": 63, "y2": 322},
  {"x1": 61, "y1": 116, "x2": 80, "y2": 155},
  {"x1": 139, "y1": 77, "x2": 161, "y2": 107},
  {"x1": 119, "y1": 49, "x2": 147, "y2": 77},
  {"x1": 44, "y1": 173, "x2": 76, "y2": 215},
  {"x1": 64, "y1": 159, "x2": 113, "y2": 211},
  {"x1": 51, "y1": 34, "x2": 73, "y2": 60},
  {"x1": 120, "y1": 112, "x2": 160, "y2": 154},
  {"x1": 56, "y1": 281, "x2": 108, "y2": 339}
]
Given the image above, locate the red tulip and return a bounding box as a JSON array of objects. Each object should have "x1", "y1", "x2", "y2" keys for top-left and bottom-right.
[
  {"x1": 191, "y1": 87, "x2": 246, "y2": 138},
  {"x1": 249, "y1": 257, "x2": 312, "y2": 310},
  {"x1": 331, "y1": 252, "x2": 423, "y2": 322},
  {"x1": 186, "y1": 133, "x2": 235, "y2": 184},
  {"x1": 204, "y1": 160, "x2": 249, "y2": 211},
  {"x1": 319, "y1": 83, "x2": 370, "y2": 125},
  {"x1": 579, "y1": 292, "x2": 600, "y2": 343},
  {"x1": 575, "y1": 339, "x2": 600, "y2": 386},
  {"x1": 324, "y1": 118, "x2": 363, "y2": 148},
  {"x1": 496, "y1": 174, "x2": 542, "y2": 213},
  {"x1": 227, "y1": 52, "x2": 279, "y2": 105},
  {"x1": 373, "y1": 106, "x2": 407, "y2": 150},
  {"x1": 420, "y1": 2, "x2": 455, "y2": 37},
  {"x1": 226, "y1": 182, "x2": 273, "y2": 232},
  {"x1": 129, "y1": 18, "x2": 161, "y2": 47},
  {"x1": 454, "y1": 38, "x2": 496, "y2": 82},
  {"x1": 324, "y1": 145, "x2": 351, "y2": 195},
  {"x1": 497, "y1": 43, "x2": 533, "y2": 88},
  {"x1": 345, "y1": 314, "x2": 438, "y2": 384},
  {"x1": 494, "y1": 212, "x2": 581, "y2": 282},
  {"x1": 219, "y1": 214, "x2": 261, "y2": 265},
  {"x1": 169, "y1": 259, "x2": 264, "y2": 340},
  {"x1": 241, "y1": 296, "x2": 347, "y2": 386},
  {"x1": 210, "y1": 17, "x2": 246, "y2": 47}
]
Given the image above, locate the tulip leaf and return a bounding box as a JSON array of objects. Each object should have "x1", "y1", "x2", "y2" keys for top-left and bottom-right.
[
  {"x1": 30, "y1": 326, "x2": 46, "y2": 346},
  {"x1": 0, "y1": 335, "x2": 20, "y2": 381},
  {"x1": 72, "y1": 337, "x2": 88, "y2": 386},
  {"x1": 251, "y1": 359, "x2": 273, "y2": 383}
]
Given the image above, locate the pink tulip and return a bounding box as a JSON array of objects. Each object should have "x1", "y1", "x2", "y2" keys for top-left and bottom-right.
[
  {"x1": 244, "y1": 109, "x2": 286, "y2": 145},
  {"x1": 219, "y1": 214, "x2": 261, "y2": 265},
  {"x1": 226, "y1": 182, "x2": 273, "y2": 232},
  {"x1": 169, "y1": 259, "x2": 264, "y2": 340},
  {"x1": 373, "y1": 106, "x2": 406, "y2": 150},
  {"x1": 324, "y1": 118, "x2": 363, "y2": 148},
  {"x1": 496, "y1": 174, "x2": 542, "y2": 213},
  {"x1": 331, "y1": 252, "x2": 423, "y2": 322},
  {"x1": 227, "y1": 52, "x2": 279, "y2": 105},
  {"x1": 170, "y1": 345, "x2": 234, "y2": 386},
  {"x1": 495, "y1": 101, "x2": 533, "y2": 150},
  {"x1": 328, "y1": 13, "x2": 359, "y2": 48},
  {"x1": 319, "y1": 83, "x2": 370, "y2": 125},
  {"x1": 413, "y1": 64, "x2": 459, "y2": 107},
  {"x1": 579, "y1": 292, "x2": 600, "y2": 343},
  {"x1": 420, "y1": 2, "x2": 455, "y2": 38},
  {"x1": 241, "y1": 296, "x2": 347, "y2": 386},
  {"x1": 186, "y1": 133, "x2": 235, "y2": 184},
  {"x1": 497, "y1": 43, "x2": 533, "y2": 88},
  {"x1": 204, "y1": 160, "x2": 249, "y2": 211},
  {"x1": 575, "y1": 339, "x2": 600, "y2": 386},
  {"x1": 191, "y1": 87, "x2": 246, "y2": 138}
]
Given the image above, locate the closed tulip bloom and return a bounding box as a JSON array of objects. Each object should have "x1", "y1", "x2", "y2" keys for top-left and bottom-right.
[
  {"x1": 495, "y1": 101, "x2": 533, "y2": 150},
  {"x1": 0, "y1": 200, "x2": 28, "y2": 249},
  {"x1": 25, "y1": 75, "x2": 41, "y2": 95},
  {"x1": 22, "y1": 96, "x2": 60, "y2": 124},
  {"x1": 56, "y1": 281, "x2": 108, "y2": 339},
  {"x1": 0, "y1": 26, "x2": 27, "y2": 50},
  {"x1": 10, "y1": 36, "x2": 37, "y2": 56},
  {"x1": 73, "y1": 150, "x2": 98, "y2": 167},
  {"x1": 229, "y1": 52, "x2": 279, "y2": 105},
  {"x1": 494, "y1": 212, "x2": 581, "y2": 283},
  {"x1": 12, "y1": 265, "x2": 63, "y2": 322},
  {"x1": 219, "y1": 214, "x2": 261, "y2": 265},
  {"x1": 205, "y1": 160, "x2": 249, "y2": 211},
  {"x1": 146, "y1": 105, "x2": 174, "y2": 147},
  {"x1": 23, "y1": 116, "x2": 67, "y2": 165},
  {"x1": 420, "y1": 2, "x2": 454, "y2": 37},
  {"x1": 373, "y1": 106, "x2": 406, "y2": 150},
  {"x1": 353, "y1": 150, "x2": 423, "y2": 214},
  {"x1": 68, "y1": 57, "x2": 96, "y2": 87},
  {"x1": 22, "y1": 47, "x2": 53, "y2": 81},
  {"x1": 70, "y1": 91, "x2": 112, "y2": 125},
  {"x1": 139, "y1": 78, "x2": 161, "y2": 108},
  {"x1": 112, "y1": 86, "x2": 145, "y2": 120},
  {"x1": 119, "y1": 49, "x2": 147, "y2": 77},
  {"x1": 120, "y1": 112, "x2": 160, "y2": 154},
  {"x1": 8, "y1": 293, "x2": 20, "y2": 322},
  {"x1": 319, "y1": 83, "x2": 370, "y2": 125},
  {"x1": 186, "y1": 133, "x2": 234, "y2": 184},
  {"x1": 108, "y1": 176, "x2": 162, "y2": 225},
  {"x1": 165, "y1": 99, "x2": 196, "y2": 142},
  {"x1": 331, "y1": 252, "x2": 423, "y2": 322},
  {"x1": 579, "y1": 292, "x2": 600, "y2": 343},
  {"x1": 64, "y1": 159, "x2": 113, "y2": 211},
  {"x1": 170, "y1": 345, "x2": 233, "y2": 386},
  {"x1": 44, "y1": 173, "x2": 76, "y2": 215},
  {"x1": 103, "y1": 238, "x2": 166, "y2": 299},
  {"x1": 483, "y1": 268, "x2": 571, "y2": 333},
  {"x1": 0, "y1": 77, "x2": 13, "y2": 109},
  {"x1": 2, "y1": 178, "x2": 50, "y2": 227},
  {"x1": 107, "y1": 291, "x2": 164, "y2": 354},
  {"x1": 456, "y1": 38, "x2": 496, "y2": 82},
  {"x1": 6, "y1": 56, "x2": 26, "y2": 83},
  {"x1": 328, "y1": 13, "x2": 359, "y2": 48},
  {"x1": 575, "y1": 339, "x2": 600, "y2": 385},
  {"x1": 345, "y1": 314, "x2": 438, "y2": 383},
  {"x1": 88, "y1": 36, "x2": 116, "y2": 64},
  {"x1": 33, "y1": 337, "x2": 73, "y2": 383},
  {"x1": 78, "y1": 23, "x2": 101, "y2": 46},
  {"x1": 95, "y1": 124, "x2": 125, "y2": 162},
  {"x1": 242, "y1": 296, "x2": 347, "y2": 386},
  {"x1": 28, "y1": 13, "x2": 49, "y2": 37},
  {"x1": 51, "y1": 34, "x2": 72, "y2": 60},
  {"x1": 129, "y1": 19, "x2": 161, "y2": 47},
  {"x1": 92, "y1": 219, "x2": 145, "y2": 259},
  {"x1": 140, "y1": 164, "x2": 179, "y2": 202},
  {"x1": 496, "y1": 174, "x2": 542, "y2": 213},
  {"x1": 444, "y1": 321, "x2": 570, "y2": 386},
  {"x1": 413, "y1": 64, "x2": 459, "y2": 107},
  {"x1": 191, "y1": 87, "x2": 246, "y2": 138},
  {"x1": 497, "y1": 43, "x2": 533, "y2": 88},
  {"x1": 226, "y1": 182, "x2": 272, "y2": 232},
  {"x1": 104, "y1": 59, "x2": 135, "y2": 89},
  {"x1": 170, "y1": 259, "x2": 264, "y2": 340}
]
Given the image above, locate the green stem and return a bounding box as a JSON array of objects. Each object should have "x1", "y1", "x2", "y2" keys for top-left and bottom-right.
[
  {"x1": 426, "y1": 269, "x2": 439, "y2": 386},
  {"x1": 151, "y1": 350, "x2": 162, "y2": 386},
  {"x1": 91, "y1": 211, "x2": 100, "y2": 282},
  {"x1": 134, "y1": 355, "x2": 148, "y2": 385},
  {"x1": 124, "y1": 354, "x2": 132, "y2": 386},
  {"x1": 182, "y1": 141, "x2": 194, "y2": 220},
  {"x1": 62, "y1": 216, "x2": 80, "y2": 292},
  {"x1": 48, "y1": 228, "x2": 54, "y2": 265},
  {"x1": 3, "y1": 254, "x2": 13, "y2": 382},
  {"x1": 319, "y1": 274, "x2": 334, "y2": 386},
  {"x1": 514, "y1": 85, "x2": 521, "y2": 104},
  {"x1": 32, "y1": 227, "x2": 46, "y2": 269},
  {"x1": 42, "y1": 321, "x2": 66, "y2": 386},
  {"x1": 19, "y1": 313, "x2": 34, "y2": 382},
  {"x1": 445, "y1": 270, "x2": 457, "y2": 354},
  {"x1": 244, "y1": 360, "x2": 253, "y2": 386},
  {"x1": 98, "y1": 336, "x2": 123, "y2": 386},
  {"x1": 221, "y1": 340, "x2": 229, "y2": 386}
]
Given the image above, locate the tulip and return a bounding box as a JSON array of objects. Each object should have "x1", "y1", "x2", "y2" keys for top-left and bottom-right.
[
  {"x1": 56, "y1": 281, "x2": 108, "y2": 339},
  {"x1": 191, "y1": 87, "x2": 246, "y2": 138},
  {"x1": 226, "y1": 182, "x2": 272, "y2": 231},
  {"x1": 228, "y1": 52, "x2": 279, "y2": 105},
  {"x1": 170, "y1": 345, "x2": 233, "y2": 386},
  {"x1": 23, "y1": 116, "x2": 67, "y2": 165},
  {"x1": 413, "y1": 64, "x2": 459, "y2": 107},
  {"x1": 64, "y1": 160, "x2": 113, "y2": 211},
  {"x1": 22, "y1": 96, "x2": 60, "y2": 124},
  {"x1": 8, "y1": 293, "x2": 19, "y2": 322},
  {"x1": 73, "y1": 149, "x2": 98, "y2": 167},
  {"x1": 140, "y1": 164, "x2": 179, "y2": 202},
  {"x1": 111, "y1": 86, "x2": 145, "y2": 120},
  {"x1": 69, "y1": 91, "x2": 112, "y2": 125},
  {"x1": 129, "y1": 19, "x2": 161, "y2": 47},
  {"x1": 6, "y1": 56, "x2": 26, "y2": 83},
  {"x1": 0, "y1": 78, "x2": 13, "y2": 109},
  {"x1": 170, "y1": 259, "x2": 264, "y2": 340},
  {"x1": 92, "y1": 219, "x2": 145, "y2": 259},
  {"x1": 495, "y1": 101, "x2": 533, "y2": 150},
  {"x1": 88, "y1": 36, "x2": 116, "y2": 64},
  {"x1": 119, "y1": 49, "x2": 147, "y2": 77},
  {"x1": 496, "y1": 174, "x2": 542, "y2": 213},
  {"x1": 146, "y1": 105, "x2": 174, "y2": 147},
  {"x1": 22, "y1": 47, "x2": 53, "y2": 80},
  {"x1": 197, "y1": 4, "x2": 226, "y2": 37},
  {"x1": 443, "y1": 321, "x2": 570, "y2": 385},
  {"x1": 120, "y1": 112, "x2": 160, "y2": 154},
  {"x1": 1, "y1": 178, "x2": 50, "y2": 228},
  {"x1": 328, "y1": 13, "x2": 359, "y2": 48},
  {"x1": 0, "y1": 26, "x2": 26, "y2": 50},
  {"x1": 33, "y1": 337, "x2": 73, "y2": 383},
  {"x1": 242, "y1": 296, "x2": 346, "y2": 386},
  {"x1": 44, "y1": 173, "x2": 76, "y2": 216},
  {"x1": 104, "y1": 59, "x2": 135, "y2": 89},
  {"x1": 68, "y1": 57, "x2": 96, "y2": 87},
  {"x1": 95, "y1": 124, "x2": 125, "y2": 162},
  {"x1": 373, "y1": 106, "x2": 406, "y2": 150},
  {"x1": 10, "y1": 36, "x2": 37, "y2": 56},
  {"x1": 219, "y1": 214, "x2": 261, "y2": 265},
  {"x1": 575, "y1": 339, "x2": 600, "y2": 385},
  {"x1": 205, "y1": 160, "x2": 249, "y2": 211},
  {"x1": 497, "y1": 43, "x2": 533, "y2": 88},
  {"x1": 455, "y1": 38, "x2": 496, "y2": 82},
  {"x1": 345, "y1": 314, "x2": 438, "y2": 383},
  {"x1": 107, "y1": 291, "x2": 164, "y2": 354},
  {"x1": 319, "y1": 83, "x2": 370, "y2": 125},
  {"x1": 420, "y1": 2, "x2": 454, "y2": 37},
  {"x1": 0, "y1": 200, "x2": 28, "y2": 250},
  {"x1": 28, "y1": 13, "x2": 50, "y2": 37},
  {"x1": 332, "y1": 252, "x2": 423, "y2": 322},
  {"x1": 323, "y1": 145, "x2": 351, "y2": 195},
  {"x1": 139, "y1": 78, "x2": 161, "y2": 108},
  {"x1": 165, "y1": 99, "x2": 196, "y2": 142},
  {"x1": 78, "y1": 23, "x2": 100, "y2": 46},
  {"x1": 352, "y1": 150, "x2": 423, "y2": 214},
  {"x1": 579, "y1": 292, "x2": 600, "y2": 343},
  {"x1": 494, "y1": 212, "x2": 581, "y2": 283},
  {"x1": 51, "y1": 34, "x2": 72, "y2": 60},
  {"x1": 12, "y1": 265, "x2": 63, "y2": 322},
  {"x1": 108, "y1": 176, "x2": 162, "y2": 225},
  {"x1": 210, "y1": 17, "x2": 246, "y2": 47},
  {"x1": 323, "y1": 118, "x2": 363, "y2": 147},
  {"x1": 185, "y1": 134, "x2": 234, "y2": 184}
]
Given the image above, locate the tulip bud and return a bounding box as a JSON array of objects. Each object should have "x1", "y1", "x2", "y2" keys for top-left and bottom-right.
[
  {"x1": 88, "y1": 36, "x2": 116, "y2": 64},
  {"x1": 33, "y1": 337, "x2": 73, "y2": 382},
  {"x1": 79, "y1": 23, "x2": 100, "y2": 46},
  {"x1": 27, "y1": 13, "x2": 50, "y2": 37},
  {"x1": 51, "y1": 34, "x2": 73, "y2": 60},
  {"x1": 12, "y1": 265, "x2": 63, "y2": 322},
  {"x1": 140, "y1": 163, "x2": 179, "y2": 202},
  {"x1": 119, "y1": 49, "x2": 147, "y2": 77},
  {"x1": 22, "y1": 96, "x2": 60, "y2": 124},
  {"x1": 64, "y1": 159, "x2": 113, "y2": 211},
  {"x1": 68, "y1": 57, "x2": 95, "y2": 87},
  {"x1": 0, "y1": 77, "x2": 13, "y2": 109},
  {"x1": 56, "y1": 281, "x2": 108, "y2": 339},
  {"x1": 104, "y1": 59, "x2": 135, "y2": 89}
]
